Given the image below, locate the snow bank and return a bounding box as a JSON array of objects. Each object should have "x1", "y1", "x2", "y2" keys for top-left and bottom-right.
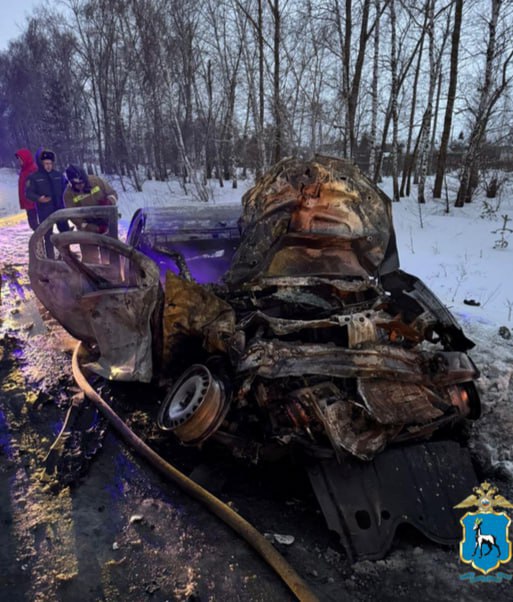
[{"x1": 0, "y1": 167, "x2": 22, "y2": 218}]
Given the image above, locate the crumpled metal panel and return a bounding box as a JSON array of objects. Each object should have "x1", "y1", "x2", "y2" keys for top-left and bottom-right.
[
  {"x1": 237, "y1": 308, "x2": 386, "y2": 340},
  {"x1": 307, "y1": 440, "x2": 479, "y2": 561},
  {"x1": 29, "y1": 207, "x2": 121, "y2": 344},
  {"x1": 78, "y1": 287, "x2": 159, "y2": 382},
  {"x1": 266, "y1": 243, "x2": 371, "y2": 279},
  {"x1": 288, "y1": 381, "x2": 399, "y2": 459},
  {"x1": 162, "y1": 272, "x2": 237, "y2": 369},
  {"x1": 381, "y1": 269, "x2": 475, "y2": 351},
  {"x1": 320, "y1": 399, "x2": 402, "y2": 460},
  {"x1": 29, "y1": 208, "x2": 161, "y2": 382},
  {"x1": 249, "y1": 275, "x2": 378, "y2": 293},
  {"x1": 429, "y1": 351, "x2": 479, "y2": 386},
  {"x1": 238, "y1": 340, "x2": 425, "y2": 381},
  {"x1": 225, "y1": 156, "x2": 399, "y2": 286},
  {"x1": 357, "y1": 379, "x2": 444, "y2": 425},
  {"x1": 239, "y1": 276, "x2": 380, "y2": 313},
  {"x1": 238, "y1": 339, "x2": 478, "y2": 385}
]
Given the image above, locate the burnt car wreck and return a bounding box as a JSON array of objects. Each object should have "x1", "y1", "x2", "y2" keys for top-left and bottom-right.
[{"x1": 29, "y1": 156, "x2": 480, "y2": 561}]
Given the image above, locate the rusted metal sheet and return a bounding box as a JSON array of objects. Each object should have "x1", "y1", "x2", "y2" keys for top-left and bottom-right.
[
  {"x1": 288, "y1": 382, "x2": 401, "y2": 460},
  {"x1": 226, "y1": 156, "x2": 399, "y2": 286},
  {"x1": 321, "y1": 400, "x2": 402, "y2": 460},
  {"x1": 357, "y1": 380, "x2": 444, "y2": 425},
  {"x1": 238, "y1": 339, "x2": 425, "y2": 382},
  {"x1": 29, "y1": 208, "x2": 160, "y2": 382},
  {"x1": 161, "y1": 272, "x2": 236, "y2": 368}
]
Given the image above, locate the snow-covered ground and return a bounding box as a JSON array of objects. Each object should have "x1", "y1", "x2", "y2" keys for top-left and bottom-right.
[{"x1": 1, "y1": 165, "x2": 513, "y2": 480}]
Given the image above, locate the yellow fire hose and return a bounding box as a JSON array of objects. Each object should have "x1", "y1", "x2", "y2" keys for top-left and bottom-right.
[{"x1": 72, "y1": 342, "x2": 320, "y2": 602}]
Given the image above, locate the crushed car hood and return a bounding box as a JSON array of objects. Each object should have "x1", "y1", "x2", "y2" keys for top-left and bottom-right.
[{"x1": 225, "y1": 156, "x2": 399, "y2": 285}]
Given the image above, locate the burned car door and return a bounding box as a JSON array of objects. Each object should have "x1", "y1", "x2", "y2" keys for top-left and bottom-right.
[{"x1": 28, "y1": 207, "x2": 161, "y2": 382}]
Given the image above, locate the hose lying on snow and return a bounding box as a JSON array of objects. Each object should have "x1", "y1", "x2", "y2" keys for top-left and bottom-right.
[{"x1": 72, "y1": 342, "x2": 319, "y2": 602}]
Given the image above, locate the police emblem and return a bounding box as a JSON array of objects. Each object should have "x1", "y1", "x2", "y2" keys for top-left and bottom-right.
[{"x1": 455, "y1": 481, "x2": 513, "y2": 581}]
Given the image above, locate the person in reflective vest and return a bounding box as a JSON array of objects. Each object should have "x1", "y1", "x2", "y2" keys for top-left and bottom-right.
[{"x1": 63, "y1": 165, "x2": 118, "y2": 263}]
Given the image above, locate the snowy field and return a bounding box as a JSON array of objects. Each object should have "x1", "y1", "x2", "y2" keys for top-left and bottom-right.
[{"x1": 1, "y1": 165, "x2": 513, "y2": 480}]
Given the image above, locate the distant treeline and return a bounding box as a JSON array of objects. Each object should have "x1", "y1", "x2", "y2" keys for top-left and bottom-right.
[{"x1": 1, "y1": 0, "x2": 513, "y2": 204}]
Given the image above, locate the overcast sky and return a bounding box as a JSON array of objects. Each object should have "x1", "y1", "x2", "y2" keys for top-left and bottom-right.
[{"x1": 0, "y1": 0, "x2": 43, "y2": 51}]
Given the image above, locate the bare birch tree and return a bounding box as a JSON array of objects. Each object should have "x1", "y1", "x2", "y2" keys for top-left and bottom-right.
[
  {"x1": 389, "y1": 0, "x2": 400, "y2": 201},
  {"x1": 456, "y1": 0, "x2": 513, "y2": 206},
  {"x1": 369, "y1": 0, "x2": 381, "y2": 180},
  {"x1": 416, "y1": 0, "x2": 436, "y2": 204},
  {"x1": 456, "y1": 0, "x2": 513, "y2": 205}
]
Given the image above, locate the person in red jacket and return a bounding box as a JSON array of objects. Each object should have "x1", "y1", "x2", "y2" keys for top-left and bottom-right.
[{"x1": 15, "y1": 148, "x2": 38, "y2": 231}]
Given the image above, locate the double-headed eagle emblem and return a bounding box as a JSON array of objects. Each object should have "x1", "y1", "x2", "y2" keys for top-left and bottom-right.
[{"x1": 455, "y1": 481, "x2": 513, "y2": 513}]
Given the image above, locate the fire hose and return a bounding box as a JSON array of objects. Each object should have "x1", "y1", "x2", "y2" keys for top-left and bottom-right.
[{"x1": 71, "y1": 342, "x2": 320, "y2": 602}]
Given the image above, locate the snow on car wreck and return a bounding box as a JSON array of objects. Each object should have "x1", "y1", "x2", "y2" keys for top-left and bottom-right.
[{"x1": 28, "y1": 156, "x2": 481, "y2": 561}]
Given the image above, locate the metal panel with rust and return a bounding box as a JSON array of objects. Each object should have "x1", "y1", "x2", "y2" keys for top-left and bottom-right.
[
  {"x1": 28, "y1": 208, "x2": 161, "y2": 382},
  {"x1": 226, "y1": 156, "x2": 399, "y2": 285}
]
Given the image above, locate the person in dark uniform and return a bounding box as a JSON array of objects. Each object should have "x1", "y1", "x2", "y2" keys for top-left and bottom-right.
[{"x1": 25, "y1": 148, "x2": 70, "y2": 259}]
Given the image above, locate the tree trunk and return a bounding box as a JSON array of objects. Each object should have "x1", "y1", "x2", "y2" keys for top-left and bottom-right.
[
  {"x1": 400, "y1": 22, "x2": 425, "y2": 197},
  {"x1": 390, "y1": 0, "x2": 400, "y2": 201},
  {"x1": 456, "y1": 0, "x2": 508, "y2": 206},
  {"x1": 417, "y1": 0, "x2": 436, "y2": 204},
  {"x1": 347, "y1": 0, "x2": 372, "y2": 158},
  {"x1": 369, "y1": 0, "x2": 380, "y2": 180},
  {"x1": 433, "y1": 0, "x2": 462, "y2": 198},
  {"x1": 270, "y1": 0, "x2": 282, "y2": 163},
  {"x1": 172, "y1": 111, "x2": 209, "y2": 202}
]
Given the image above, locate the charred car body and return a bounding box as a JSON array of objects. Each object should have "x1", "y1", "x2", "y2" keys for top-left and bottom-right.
[{"x1": 29, "y1": 156, "x2": 480, "y2": 561}]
